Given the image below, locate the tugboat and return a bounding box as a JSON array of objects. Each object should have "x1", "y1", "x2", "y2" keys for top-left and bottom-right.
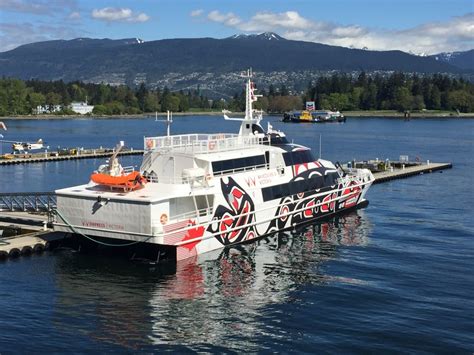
[
  {"x1": 53, "y1": 71, "x2": 373, "y2": 262},
  {"x1": 283, "y1": 110, "x2": 346, "y2": 123}
]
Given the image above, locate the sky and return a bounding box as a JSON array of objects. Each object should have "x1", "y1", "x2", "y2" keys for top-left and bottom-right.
[{"x1": 0, "y1": 0, "x2": 473, "y2": 54}]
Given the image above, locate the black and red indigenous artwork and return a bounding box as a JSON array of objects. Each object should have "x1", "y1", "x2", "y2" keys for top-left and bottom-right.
[{"x1": 208, "y1": 177, "x2": 257, "y2": 245}]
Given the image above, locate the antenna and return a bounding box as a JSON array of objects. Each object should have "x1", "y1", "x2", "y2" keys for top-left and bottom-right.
[{"x1": 154, "y1": 111, "x2": 173, "y2": 137}]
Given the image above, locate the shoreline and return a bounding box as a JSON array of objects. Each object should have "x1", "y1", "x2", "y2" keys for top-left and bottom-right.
[{"x1": 1, "y1": 110, "x2": 474, "y2": 120}]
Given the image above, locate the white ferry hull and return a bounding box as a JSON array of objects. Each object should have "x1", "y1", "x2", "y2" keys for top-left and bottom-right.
[{"x1": 54, "y1": 167, "x2": 373, "y2": 261}]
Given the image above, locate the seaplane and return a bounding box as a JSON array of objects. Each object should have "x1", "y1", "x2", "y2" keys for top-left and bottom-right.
[{"x1": 0, "y1": 138, "x2": 48, "y2": 153}]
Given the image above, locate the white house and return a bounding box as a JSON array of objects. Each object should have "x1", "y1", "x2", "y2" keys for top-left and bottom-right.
[
  {"x1": 70, "y1": 102, "x2": 94, "y2": 115},
  {"x1": 34, "y1": 105, "x2": 62, "y2": 114}
]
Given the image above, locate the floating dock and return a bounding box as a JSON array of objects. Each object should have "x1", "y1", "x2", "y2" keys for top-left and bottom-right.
[
  {"x1": 372, "y1": 162, "x2": 452, "y2": 183},
  {"x1": 343, "y1": 159, "x2": 452, "y2": 184},
  {"x1": 0, "y1": 230, "x2": 49, "y2": 259},
  {"x1": 0, "y1": 148, "x2": 144, "y2": 165}
]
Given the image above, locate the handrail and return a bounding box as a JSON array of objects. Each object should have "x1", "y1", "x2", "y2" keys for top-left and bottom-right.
[
  {"x1": 157, "y1": 206, "x2": 214, "y2": 225},
  {"x1": 144, "y1": 134, "x2": 264, "y2": 154},
  {"x1": 0, "y1": 192, "x2": 56, "y2": 212}
]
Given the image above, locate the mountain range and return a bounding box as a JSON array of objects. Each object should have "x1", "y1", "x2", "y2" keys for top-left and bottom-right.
[
  {"x1": 428, "y1": 50, "x2": 474, "y2": 71},
  {"x1": 0, "y1": 33, "x2": 471, "y2": 94}
]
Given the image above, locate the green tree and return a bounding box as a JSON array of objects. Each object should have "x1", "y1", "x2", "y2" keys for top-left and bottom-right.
[
  {"x1": 393, "y1": 87, "x2": 412, "y2": 111},
  {"x1": 161, "y1": 95, "x2": 180, "y2": 112},
  {"x1": 28, "y1": 92, "x2": 45, "y2": 113},
  {"x1": 447, "y1": 90, "x2": 473, "y2": 112}
]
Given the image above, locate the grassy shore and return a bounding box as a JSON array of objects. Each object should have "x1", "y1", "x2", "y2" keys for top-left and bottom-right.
[{"x1": 1, "y1": 110, "x2": 474, "y2": 120}]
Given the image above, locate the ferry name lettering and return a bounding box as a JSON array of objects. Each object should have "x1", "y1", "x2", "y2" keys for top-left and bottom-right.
[{"x1": 82, "y1": 220, "x2": 125, "y2": 230}]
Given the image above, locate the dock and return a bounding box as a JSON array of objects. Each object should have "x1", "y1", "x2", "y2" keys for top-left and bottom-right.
[
  {"x1": 0, "y1": 148, "x2": 144, "y2": 165},
  {"x1": 0, "y1": 159, "x2": 452, "y2": 260},
  {"x1": 372, "y1": 162, "x2": 452, "y2": 183},
  {"x1": 0, "y1": 230, "x2": 49, "y2": 258},
  {"x1": 343, "y1": 159, "x2": 452, "y2": 184}
]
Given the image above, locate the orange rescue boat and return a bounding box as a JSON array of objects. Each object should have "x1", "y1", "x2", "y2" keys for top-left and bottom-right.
[{"x1": 90, "y1": 171, "x2": 147, "y2": 191}]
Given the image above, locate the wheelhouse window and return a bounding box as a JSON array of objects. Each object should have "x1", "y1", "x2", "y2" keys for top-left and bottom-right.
[{"x1": 283, "y1": 150, "x2": 316, "y2": 166}]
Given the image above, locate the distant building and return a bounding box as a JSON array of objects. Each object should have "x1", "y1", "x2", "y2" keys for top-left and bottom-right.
[
  {"x1": 34, "y1": 105, "x2": 62, "y2": 114},
  {"x1": 70, "y1": 102, "x2": 94, "y2": 115}
]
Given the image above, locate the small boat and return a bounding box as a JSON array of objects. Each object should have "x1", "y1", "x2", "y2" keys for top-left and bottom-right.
[
  {"x1": 283, "y1": 110, "x2": 346, "y2": 123},
  {"x1": 89, "y1": 143, "x2": 146, "y2": 191},
  {"x1": 90, "y1": 171, "x2": 146, "y2": 191}
]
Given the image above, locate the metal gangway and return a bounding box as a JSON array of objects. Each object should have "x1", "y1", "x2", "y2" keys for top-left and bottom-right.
[{"x1": 0, "y1": 192, "x2": 56, "y2": 213}]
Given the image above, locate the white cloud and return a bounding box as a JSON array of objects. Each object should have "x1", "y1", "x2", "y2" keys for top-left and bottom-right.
[
  {"x1": 0, "y1": 0, "x2": 77, "y2": 16},
  {"x1": 204, "y1": 10, "x2": 474, "y2": 54},
  {"x1": 68, "y1": 11, "x2": 80, "y2": 20},
  {"x1": 0, "y1": 22, "x2": 81, "y2": 52},
  {"x1": 91, "y1": 7, "x2": 150, "y2": 23},
  {"x1": 207, "y1": 11, "x2": 241, "y2": 27},
  {"x1": 190, "y1": 9, "x2": 203, "y2": 17}
]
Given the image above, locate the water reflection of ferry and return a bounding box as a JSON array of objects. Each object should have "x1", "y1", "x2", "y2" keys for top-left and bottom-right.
[{"x1": 53, "y1": 211, "x2": 371, "y2": 350}]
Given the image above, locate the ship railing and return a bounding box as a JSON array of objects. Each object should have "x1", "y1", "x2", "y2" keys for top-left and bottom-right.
[
  {"x1": 143, "y1": 174, "x2": 198, "y2": 185},
  {"x1": 152, "y1": 206, "x2": 213, "y2": 227},
  {"x1": 143, "y1": 134, "x2": 263, "y2": 154},
  {"x1": 0, "y1": 192, "x2": 56, "y2": 212},
  {"x1": 122, "y1": 166, "x2": 135, "y2": 174}
]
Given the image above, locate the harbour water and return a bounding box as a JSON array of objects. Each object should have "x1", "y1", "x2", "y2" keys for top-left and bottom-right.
[{"x1": 0, "y1": 116, "x2": 473, "y2": 352}]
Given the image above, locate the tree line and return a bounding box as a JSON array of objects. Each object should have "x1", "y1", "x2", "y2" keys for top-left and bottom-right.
[
  {"x1": 0, "y1": 72, "x2": 473, "y2": 116},
  {"x1": 304, "y1": 72, "x2": 474, "y2": 113}
]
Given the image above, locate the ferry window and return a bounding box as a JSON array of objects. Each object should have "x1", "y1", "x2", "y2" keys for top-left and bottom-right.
[
  {"x1": 246, "y1": 156, "x2": 258, "y2": 167},
  {"x1": 221, "y1": 160, "x2": 234, "y2": 172},
  {"x1": 212, "y1": 161, "x2": 223, "y2": 173},
  {"x1": 255, "y1": 155, "x2": 265, "y2": 166},
  {"x1": 272, "y1": 185, "x2": 283, "y2": 199},
  {"x1": 324, "y1": 172, "x2": 338, "y2": 186},
  {"x1": 262, "y1": 188, "x2": 272, "y2": 201},
  {"x1": 212, "y1": 155, "x2": 267, "y2": 174},
  {"x1": 293, "y1": 152, "x2": 303, "y2": 165},
  {"x1": 283, "y1": 150, "x2": 316, "y2": 166},
  {"x1": 280, "y1": 184, "x2": 290, "y2": 196},
  {"x1": 308, "y1": 176, "x2": 324, "y2": 190},
  {"x1": 269, "y1": 134, "x2": 289, "y2": 145}
]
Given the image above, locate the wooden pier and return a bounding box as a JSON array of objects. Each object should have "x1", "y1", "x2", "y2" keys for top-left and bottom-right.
[
  {"x1": 0, "y1": 148, "x2": 144, "y2": 165},
  {"x1": 372, "y1": 162, "x2": 452, "y2": 183}
]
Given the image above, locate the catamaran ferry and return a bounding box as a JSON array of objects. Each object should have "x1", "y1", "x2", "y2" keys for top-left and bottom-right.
[{"x1": 53, "y1": 72, "x2": 374, "y2": 262}]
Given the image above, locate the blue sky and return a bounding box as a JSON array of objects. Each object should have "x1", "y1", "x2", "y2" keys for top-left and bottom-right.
[{"x1": 0, "y1": 0, "x2": 473, "y2": 54}]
